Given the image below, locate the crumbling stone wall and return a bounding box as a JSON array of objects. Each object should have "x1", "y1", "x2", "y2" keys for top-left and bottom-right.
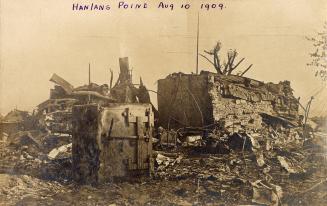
[
  {"x1": 157, "y1": 71, "x2": 299, "y2": 131},
  {"x1": 207, "y1": 73, "x2": 299, "y2": 132},
  {"x1": 208, "y1": 77, "x2": 274, "y2": 132}
]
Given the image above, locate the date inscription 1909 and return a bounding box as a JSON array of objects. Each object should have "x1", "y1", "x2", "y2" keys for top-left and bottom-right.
[{"x1": 72, "y1": 2, "x2": 226, "y2": 11}]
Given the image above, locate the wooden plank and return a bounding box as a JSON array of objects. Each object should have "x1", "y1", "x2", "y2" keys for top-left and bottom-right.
[{"x1": 136, "y1": 116, "x2": 143, "y2": 169}]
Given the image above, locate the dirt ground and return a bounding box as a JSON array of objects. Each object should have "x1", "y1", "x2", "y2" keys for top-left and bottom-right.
[{"x1": 0, "y1": 134, "x2": 326, "y2": 206}]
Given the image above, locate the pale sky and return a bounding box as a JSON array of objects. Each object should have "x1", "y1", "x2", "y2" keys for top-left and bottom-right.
[{"x1": 0, "y1": 0, "x2": 326, "y2": 116}]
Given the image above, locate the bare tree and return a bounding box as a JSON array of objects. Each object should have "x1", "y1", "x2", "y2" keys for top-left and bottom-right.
[
  {"x1": 307, "y1": 22, "x2": 327, "y2": 81},
  {"x1": 200, "y1": 41, "x2": 253, "y2": 76}
]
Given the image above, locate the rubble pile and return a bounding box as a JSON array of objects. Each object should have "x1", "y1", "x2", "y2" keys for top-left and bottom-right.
[
  {"x1": 0, "y1": 64, "x2": 326, "y2": 205},
  {"x1": 0, "y1": 173, "x2": 70, "y2": 205},
  {"x1": 208, "y1": 74, "x2": 299, "y2": 133},
  {"x1": 0, "y1": 109, "x2": 37, "y2": 136},
  {"x1": 35, "y1": 74, "x2": 114, "y2": 135},
  {"x1": 158, "y1": 71, "x2": 299, "y2": 132},
  {"x1": 153, "y1": 128, "x2": 326, "y2": 205},
  {"x1": 0, "y1": 129, "x2": 73, "y2": 183},
  {"x1": 35, "y1": 58, "x2": 153, "y2": 136}
]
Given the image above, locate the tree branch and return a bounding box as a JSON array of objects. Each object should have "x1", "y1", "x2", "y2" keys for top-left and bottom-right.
[
  {"x1": 240, "y1": 64, "x2": 253, "y2": 76},
  {"x1": 228, "y1": 58, "x2": 245, "y2": 74},
  {"x1": 229, "y1": 51, "x2": 237, "y2": 69},
  {"x1": 204, "y1": 50, "x2": 213, "y2": 55},
  {"x1": 214, "y1": 52, "x2": 222, "y2": 74},
  {"x1": 199, "y1": 54, "x2": 215, "y2": 68}
]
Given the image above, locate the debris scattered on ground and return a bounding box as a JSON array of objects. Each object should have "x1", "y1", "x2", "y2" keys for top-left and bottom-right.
[
  {"x1": 277, "y1": 156, "x2": 305, "y2": 174},
  {"x1": 251, "y1": 179, "x2": 283, "y2": 206},
  {"x1": 48, "y1": 143, "x2": 72, "y2": 160},
  {"x1": 0, "y1": 68, "x2": 326, "y2": 205}
]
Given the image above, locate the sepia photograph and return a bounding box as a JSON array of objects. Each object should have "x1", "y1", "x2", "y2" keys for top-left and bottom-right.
[{"x1": 0, "y1": 0, "x2": 326, "y2": 205}]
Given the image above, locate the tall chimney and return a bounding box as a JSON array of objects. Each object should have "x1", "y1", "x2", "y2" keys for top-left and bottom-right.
[{"x1": 119, "y1": 57, "x2": 131, "y2": 83}]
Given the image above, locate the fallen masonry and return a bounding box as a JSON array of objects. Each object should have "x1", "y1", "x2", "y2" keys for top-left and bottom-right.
[
  {"x1": 0, "y1": 60, "x2": 326, "y2": 205},
  {"x1": 158, "y1": 71, "x2": 299, "y2": 132},
  {"x1": 36, "y1": 57, "x2": 153, "y2": 135}
]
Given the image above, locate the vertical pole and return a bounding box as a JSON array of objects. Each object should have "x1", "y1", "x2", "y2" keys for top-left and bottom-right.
[
  {"x1": 88, "y1": 63, "x2": 91, "y2": 103},
  {"x1": 88, "y1": 63, "x2": 91, "y2": 85},
  {"x1": 109, "y1": 68, "x2": 113, "y2": 89},
  {"x1": 303, "y1": 96, "x2": 314, "y2": 140},
  {"x1": 196, "y1": 12, "x2": 200, "y2": 75}
]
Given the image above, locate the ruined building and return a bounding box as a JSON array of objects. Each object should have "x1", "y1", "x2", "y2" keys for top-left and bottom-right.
[
  {"x1": 36, "y1": 57, "x2": 152, "y2": 134},
  {"x1": 158, "y1": 71, "x2": 299, "y2": 133},
  {"x1": 0, "y1": 109, "x2": 35, "y2": 135},
  {"x1": 36, "y1": 73, "x2": 114, "y2": 134}
]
